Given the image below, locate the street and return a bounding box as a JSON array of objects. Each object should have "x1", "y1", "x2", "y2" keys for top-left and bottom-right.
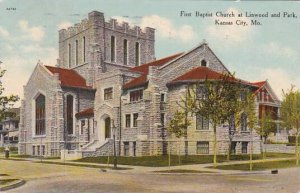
[{"x1": 1, "y1": 159, "x2": 300, "y2": 193}]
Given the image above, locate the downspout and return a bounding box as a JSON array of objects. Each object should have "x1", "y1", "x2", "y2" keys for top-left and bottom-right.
[
  {"x1": 77, "y1": 89, "x2": 80, "y2": 150},
  {"x1": 119, "y1": 74, "x2": 125, "y2": 156},
  {"x1": 62, "y1": 94, "x2": 66, "y2": 152}
]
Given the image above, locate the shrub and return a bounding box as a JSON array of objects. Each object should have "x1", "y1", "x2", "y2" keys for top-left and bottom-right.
[
  {"x1": 9, "y1": 146, "x2": 18, "y2": 152},
  {"x1": 288, "y1": 136, "x2": 300, "y2": 144}
]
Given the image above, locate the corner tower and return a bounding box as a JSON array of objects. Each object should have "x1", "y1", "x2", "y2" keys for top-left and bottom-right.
[{"x1": 57, "y1": 11, "x2": 156, "y2": 87}]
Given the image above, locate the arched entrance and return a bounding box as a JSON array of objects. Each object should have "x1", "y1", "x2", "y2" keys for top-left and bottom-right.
[{"x1": 104, "y1": 117, "x2": 111, "y2": 139}]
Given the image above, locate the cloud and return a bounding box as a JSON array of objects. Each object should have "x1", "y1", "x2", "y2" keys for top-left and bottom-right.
[
  {"x1": 57, "y1": 21, "x2": 73, "y2": 30},
  {"x1": 140, "y1": 15, "x2": 196, "y2": 43},
  {"x1": 263, "y1": 42, "x2": 298, "y2": 60},
  {"x1": 0, "y1": 26, "x2": 10, "y2": 38},
  {"x1": 206, "y1": 8, "x2": 252, "y2": 43},
  {"x1": 1, "y1": 45, "x2": 57, "y2": 107},
  {"x1": 112, "y1": 15, "x2": 196, "y2": 43},
  {"x1": 256, "y1": 68, "x2": 300, "y2": 100},
  {"x1": 19, "y1": 20, "x2": 45, "y2": 41}
]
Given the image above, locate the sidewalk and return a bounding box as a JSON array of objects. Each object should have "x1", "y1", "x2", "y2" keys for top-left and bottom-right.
[{"x1": 1, "y1": 154, "x2": 295, "y2": 175}]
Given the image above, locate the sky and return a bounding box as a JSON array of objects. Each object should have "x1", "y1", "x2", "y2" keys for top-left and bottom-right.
[{"x1": 0, "y1": 0, "x2": 299, "y2": 107}]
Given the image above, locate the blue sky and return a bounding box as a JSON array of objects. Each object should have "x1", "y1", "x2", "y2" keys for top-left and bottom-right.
[{"x1": 0, "y1": 0, "x2": 299, "y2": 106}]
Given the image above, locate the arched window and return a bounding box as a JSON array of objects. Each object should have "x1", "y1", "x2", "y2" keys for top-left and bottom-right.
[
  {"x1": 111, "y1": 36, "x2": 116, "y2": 62},
  {"x1": 201, "y1": 59, "x2": 207, "y2": 67},
  {"x1": 123, "y1": 39, "x2": 128, "y2": 65},
  {"x1": 36, "y1": 94, "x2": 46, "y2": 135},
  {"x1": 135, "y1": 42, "x2": 140, "y2": 66},
  {"x1": 66, "y1": 95, "x2": 74, "y2": 135}
]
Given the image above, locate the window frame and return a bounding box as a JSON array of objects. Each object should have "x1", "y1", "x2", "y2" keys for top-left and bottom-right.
[
  {"x1": 80, "y1": 119, "x2": 85, "y2": 135},
  {"x1": 196, "y1": 114, "x2": 209, "y2": 130},
  {"x1": 123, "y1": 39, "x2": 128, "y2": 65},
  {"x1": 197, "y1": 141, "x2": 209, "y2": 154},
  {"x1": 111, "y1": 36, "x2": 116, "y2": 62},
  {"x1": 133, "y1": 113, "x2": 138, "y2": 128},
  {"x1": 201, "y1": 59, "x2": 207, "y2": 67},
  {"x1": 35, "y1": 94, "x2": 46, "y2": 136},
  {"x1": 68, "y1": 43, "x2": 71, "y2": 68},
  {"x1": 83, "y1": 36, "x2": 86, "y2": 63},
  {"x1": 104, "y1": 87, "x2": 113, "y2": 100},
  {"x1": 75, "y1": 40, "x2": 79, "y2": 65},
  {"x1": 124, "y1": 142, "x2": 129, "y2": 156},
  {"x1": 160, "y1": 93, "x2": 166, "y2": 102},
  {"x1": 66, "y1": 94, "x2": 75, "y2": 135},
  {"x1": 125, "y1": 114, "x2": 131, "y2": 128},
  {"x1": 135, "y1": 42, "x2": 140, "y2": 66},
  {"x1": 241, "y1": 142, "x2": 248, "y2": 154},
  {"x1": 241, "y1": 112, "x2": 248, "y2": 132},
  {"x1": 129, "y1": 89, "x2": 143, "y2": 102}
]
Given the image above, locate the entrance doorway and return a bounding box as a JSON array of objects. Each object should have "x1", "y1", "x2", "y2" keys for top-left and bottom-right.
[{"x1": 104, "y1": 117, "x2": 111, "y2": 139}]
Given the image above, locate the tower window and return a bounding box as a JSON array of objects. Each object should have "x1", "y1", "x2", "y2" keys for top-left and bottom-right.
[
  {"x1": 123, "y1": 39, "x2": 128, "y2": 65},
  {"x1": 68, "y1": 43, "x2": 71, "y2": 68},
  {"x1": 75, "y1": 40, "x2": 78, "y2": 65},
  {"x1": 111, "y1": 36, "x2": 116, "y2": 62},
  {"x1": 83, "y1": 36, "x2": 86, "y2": 63},
  {"x1": 135, "y1": 42, "x2": 140, "y2": 66},
  {"x1": 201, "y1": 59, "x2": 207, "y2": 67}
]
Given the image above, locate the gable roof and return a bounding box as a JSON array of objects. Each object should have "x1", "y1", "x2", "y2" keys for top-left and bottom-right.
[
  {"x1": 168, "y1": 66, "x2": 255, "y2": 88},
  {"x1": 168, "y1": 66, "x2": 233, "y2": 85},
  {"x1": 251, "y1": 80, "x2": 280, "y2": 102},
  {"x1": 159, "y1": 42, "x2": 230, "y2": 74},
  {"x1": 251, "y1": 81, "x2": 266, "y2": 88},
  {"x1": 45, "y1": 66, "x2": 92, "y2": 89},
  {"x1": 123, "y1": 53, "x2": 184, "y2": 89},
  {"x1": 75, "y1": 108, "x2": 94, "y2": 118}
]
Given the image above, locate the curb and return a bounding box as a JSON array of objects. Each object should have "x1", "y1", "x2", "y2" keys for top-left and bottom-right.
[{"x1": 0, "y1": 179, "x2": 26, "y2": 191}]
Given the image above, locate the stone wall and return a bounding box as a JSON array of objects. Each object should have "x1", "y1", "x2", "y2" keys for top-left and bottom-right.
[
  {"x1": 165, "y1": 84, "x2": 261, "y2": 155},
  {"x1": 265, "y1": 144, "x2": 295, "y2": 154},
  {"x1": 58, "y1": 10, "x2": 155, "y2": 72}
]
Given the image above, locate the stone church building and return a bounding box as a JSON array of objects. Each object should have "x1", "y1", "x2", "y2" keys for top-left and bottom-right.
[{"x1": 19, "y1": 11, "x2": 281, "y2": 158}]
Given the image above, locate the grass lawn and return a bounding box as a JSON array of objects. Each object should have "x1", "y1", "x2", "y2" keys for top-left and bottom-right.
[
  {"x1": 211, "y1": 159, "x2": 299, "y2": 171},
  {"x1": 10, "y1": 154, "x2": 60, "y2": 159},
  {"x1": 32, "y1": 160, "x2": 131, "y2": 170},
  {"x1": 153, "y1": 169, "x2": 215, "y2": 173},
  {"x1": 76, "y1": 153, "x2": 295, "y2": 167}
]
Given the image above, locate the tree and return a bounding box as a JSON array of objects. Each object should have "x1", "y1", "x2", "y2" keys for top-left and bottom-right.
[
  {"x1": 220, "y1": 73, "x2": 244, "y2": 161},
  {"x1": 167, "y1": 110, "x2": 191, "y2": 165},
  {"x1": 242, "y1": 92, "x2": 258, "y2": 170},
  {"x1": 185, "y1": 79, "x2": 230, "y2": 168},
  {"x1": 0, "y1": 64, "x2": 19, "y2": 121},
  {"x1": 281, "y1": 86, "x2": 300, "y2": 165},
  {"x1": 256, "y1": 112, "x2": 277, "y2": 159}
]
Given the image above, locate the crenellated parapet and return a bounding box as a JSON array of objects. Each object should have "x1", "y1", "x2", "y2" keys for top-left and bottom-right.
[
  {"x1": 59, "y1": 19, "x2": 90, "y2": 42},
  {"x1": 59, "y1": 11, "x2": 155, "y2": 42}
]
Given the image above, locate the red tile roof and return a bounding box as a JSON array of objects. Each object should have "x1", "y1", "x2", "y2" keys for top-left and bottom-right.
[
  {"x1": 45, "y1": 66, "x2": 92, "y2": 89},
  {"x1": 130, "y1": 52, "x2": 184, "y2": 74},
  {"x1": 251, "y1": 81, "x2": 266, "y2": 88},
  {"x1": 251, "y1": 81, "x2": 266, "y2": 94},
  {"x1": 75, "y1": 108, "x2": 94, "y2": 118},
  {"x1": 123, "y1": 53, "x2": 184, "y2": 89},
  {"x1": 169, "y1": 66, "x2": 233, "y2": 84}
]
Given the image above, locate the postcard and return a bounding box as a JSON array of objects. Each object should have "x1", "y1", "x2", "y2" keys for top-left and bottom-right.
[{"x1": 0, "y1": 0, "x2": 299, "y2": 193}]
